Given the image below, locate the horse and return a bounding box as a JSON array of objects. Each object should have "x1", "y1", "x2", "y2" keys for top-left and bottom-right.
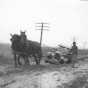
[{"x1": 10, "y1": 34, "x2": 42, "y2": 67}]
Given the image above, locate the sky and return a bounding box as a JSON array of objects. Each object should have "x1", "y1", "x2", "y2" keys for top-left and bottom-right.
[{"x1": 0, "y1": 0, "x2": 88, "y2": 48}]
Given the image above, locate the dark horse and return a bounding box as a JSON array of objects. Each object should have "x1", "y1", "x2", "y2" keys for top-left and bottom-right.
[{"x1": 10, "y1": 34, "x2": 42, "y2": 67}]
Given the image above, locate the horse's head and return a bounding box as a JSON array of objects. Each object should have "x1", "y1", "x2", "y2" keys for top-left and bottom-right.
[
  {"x1": 10, "y1": 34, "x2": 21, "y2": 43},
  {"x1": 10, "y1": 33, "x2": 13, "y2": 42}
]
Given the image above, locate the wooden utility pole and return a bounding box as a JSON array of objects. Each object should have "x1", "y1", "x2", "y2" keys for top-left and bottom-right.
[
  {"x1": 36, "y1": 22, "x2": 49, "y2": 47},
  {"x1": 36, "y1": 22, "x2": 49, "y2": 63}
]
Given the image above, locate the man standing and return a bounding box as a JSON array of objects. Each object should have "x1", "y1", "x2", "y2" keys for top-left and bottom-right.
[{"x1": 71, "y1": 41, "x2": 78, "y2": 64}]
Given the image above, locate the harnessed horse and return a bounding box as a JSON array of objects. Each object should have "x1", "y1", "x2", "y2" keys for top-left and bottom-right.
[{"x1": 10, "y1": 34, "x2": 42, "y2": 67}]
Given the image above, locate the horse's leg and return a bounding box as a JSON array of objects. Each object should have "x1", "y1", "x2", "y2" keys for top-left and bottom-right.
[
  {"x1": 38, "y1": 52, "x2": 42, "y2": 64},
  {"x1": 13, "y1": 54, "x2": 17, "y2": 67},
  {"x1": 24, "y1": 56, "x2": 29, "y2": 65},
  {"x1": 18, "y1": 55, "x2": 22, "y2": 65},
  {"x1": 38, "y1": 54, "x2": 42, "y2": 64},
  {"x1": 34, "y1": 55, "x2": 39, "y2": 65},
  {"x1": 38, "y1": 56, "x2": 41, "y2": 65},
  {"x1": 27, "y1": 56, "x2": 30, "y2": 65}
]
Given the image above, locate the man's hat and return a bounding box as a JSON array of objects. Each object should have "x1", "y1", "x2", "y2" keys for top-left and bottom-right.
[{"x1": 73, "y1": 41, "x2": 76, "y2": 44}]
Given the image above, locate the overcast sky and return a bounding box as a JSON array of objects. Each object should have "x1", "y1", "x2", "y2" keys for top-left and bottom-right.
[{"x1": 0, "y1": 0, "x2": 88, "y2": 48}]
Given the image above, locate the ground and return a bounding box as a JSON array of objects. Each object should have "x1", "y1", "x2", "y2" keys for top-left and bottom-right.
[
  {"x1": 0, "y1": 44, "x2": 88, "y2": 88},
  {"x1": 0, "y1": 59, "x2": 88, "y2": 88}
]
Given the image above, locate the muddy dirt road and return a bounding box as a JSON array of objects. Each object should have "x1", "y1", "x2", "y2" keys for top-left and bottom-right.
[{"x1": 0, "y1": 60, "x2": 88, "y2": 88}]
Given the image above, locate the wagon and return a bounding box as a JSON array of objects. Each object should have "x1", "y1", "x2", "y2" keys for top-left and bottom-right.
[{"x1": 45, "y1": 45, "x2": 74, "y2": 65}]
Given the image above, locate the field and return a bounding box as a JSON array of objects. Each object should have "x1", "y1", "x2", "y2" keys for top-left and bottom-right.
[{"x1": 0, "y1": 43, "x2": 88, "y2": 88}]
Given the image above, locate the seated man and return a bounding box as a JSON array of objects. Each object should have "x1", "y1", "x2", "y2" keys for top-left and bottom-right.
[
  {"x1": 20, "y1": 31, "x2": 27, "y2": 52},
  {"x1": 20, "y1": 31, "x2": 27, "y2": 43}
]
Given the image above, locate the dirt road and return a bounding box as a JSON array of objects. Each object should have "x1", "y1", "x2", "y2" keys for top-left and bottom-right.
[{"x1": 0, "y1": 60, "x2": 88, "y2": 88}]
